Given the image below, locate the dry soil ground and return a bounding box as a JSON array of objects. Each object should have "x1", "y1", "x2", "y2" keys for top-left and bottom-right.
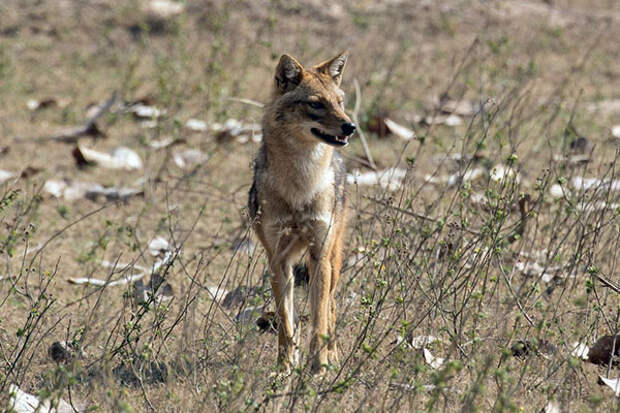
[{"x1": 1, "y1": 0, "x2": 620, "y2": 411}]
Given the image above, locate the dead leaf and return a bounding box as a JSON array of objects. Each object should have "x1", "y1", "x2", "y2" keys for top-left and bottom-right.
[
  {"x1": 173, "y1": 149, "x2": 208, "y2": 169},
  {"x1": 148, "y1": 236, "x2": 170, "y2": 256},
  {"x1": 129, "y1": 103, "x2": 165, "y2": 119},
  {"x1": 571, "y1": 176, "x2": 620, "y2": 192},
  {"x1": 490, "y1": 164, "x2": 519, "y2": 183},
  {"x1": 26, "y1": 97, "x2": 58, "y2": 111},
  {"x1": 213, "y1": 119, "x2": 261, "y2": 144},
  {"x1": 185, "y1": 118, "x2": 208, "y2": 132},
  {"x1": 598, "y1": 376, "x2": 620, "y2": 396},
  {"x1": 543, "y1": 401, "x2": 562, "y2": 413},
  {"x1": 68, "y1": 272, "x2": 145, "y2": 287},
  {"x1": 549, "y1": 184, "x2": 569, "y2": 199},
  {"x1": 44, "y1": 179, "x2": 142, "y2": 202},
  {"x1": 438, "y1": 98, "x2": 476, "y2": 117},
  {"x1": 383, "y1": 118, "x2": 415, "y2": 140},
  {"x1": 0, "y1": 170, "x2": 15, "y2": 184},
  {"x1": 134, "y1": 274, "x2": 174, "y2": 306},
  {"x1": 514, "y1": 261, "x2": 572, "y2": 283},
  {"x1": 148, "y1": 137, "x2": 186, "y2": 149},
  {"x1": 423, "y1": 348, "x2": 445, "y2": 369},
  {"x1": 571, "y1": 341, "x2": 589, "y2": 360},
  {"x1": 24, "y1": 92, "x2": 117, "y2": 144},
  {"x1": 74, "y1": 145, "x2": 143, "y2": 170},
  {"x1": 8, "y1": 383, "x2": 86, "y2": 413},
  {"x1": 206, "y1": 285, "x2": 229, "y2": 302},
  {"x1": 418, "y1": 113, "x2": 463, "y2": 126},
  {"x1": 146, "y1": 0, "x2": 185, "y2": 18},
  {"x1": 397, "y1": 334, "x2": 441, "y2": 349},
  {"x1": 424, "y1": 168, "x2": 484, "y2": 187},
  {"x1": 587, "y1": 99, "x2": 620, "y2": 115},
  {"x1": 347, "y1": 168, "x2": 407, "y2": 191}
]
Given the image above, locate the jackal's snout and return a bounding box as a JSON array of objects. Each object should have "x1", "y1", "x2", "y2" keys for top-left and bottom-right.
[{"x1": 341, "y1": 122, "x2": 356, "y2": 136}]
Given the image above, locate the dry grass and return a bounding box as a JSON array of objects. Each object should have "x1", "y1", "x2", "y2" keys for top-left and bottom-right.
[{"x1": 1, "y1": 0, "x2": 620, "y2": 411}]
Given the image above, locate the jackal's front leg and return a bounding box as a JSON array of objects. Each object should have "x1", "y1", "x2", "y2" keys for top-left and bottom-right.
[
  {"x1": 269, "y1": 258, "x2": 298, "y2": 370},
  {"x1": 308, "y1": 251, "x2": 332, "y2": 374}
]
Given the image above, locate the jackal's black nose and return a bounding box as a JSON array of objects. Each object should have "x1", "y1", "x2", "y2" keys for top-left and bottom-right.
[{"x1": 341, "y1": 122, "x2": 356, "y2": 136}]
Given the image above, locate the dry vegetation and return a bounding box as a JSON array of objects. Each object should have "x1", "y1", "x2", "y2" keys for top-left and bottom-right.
[{"x1": 1, "y1": 0, "x2": 620, "y2": 411}]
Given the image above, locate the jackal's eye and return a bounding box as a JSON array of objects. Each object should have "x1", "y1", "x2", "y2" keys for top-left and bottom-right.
[{"x1": 306, "y1": 101, "x2": 324, "y2": 110}]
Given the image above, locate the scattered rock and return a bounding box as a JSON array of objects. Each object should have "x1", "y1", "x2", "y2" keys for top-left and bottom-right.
[
  {"x1": 256, "y1": 311, "x2": 278, "y2": 333},
  {"x1": 612, "y1": 125, "x2": 620, "y2": 139},
  {"x1": 587, "y1": 335, "x2": 620, "y2": 366},
  {"x1": 222, "y1": 286, "x2": 262, "y2": 309},
  {"x1": 134, "y1": 274, "x2": 174, "y2": 306},
  {"x1": 236, "y1": 306, "x2": 262, "y2": 325},
  {"x1": 48, "y1": 341, "x2": 84, "y2": 364},
  {"x1": 510, "y1": 339, "x2": 557, "y2": 358},
  {"x1": 569, "y1": 136, "x2": 592, "y2": 154},
  {"x1": 113, "y1": 356, "x2": 168, "y2": 386}
]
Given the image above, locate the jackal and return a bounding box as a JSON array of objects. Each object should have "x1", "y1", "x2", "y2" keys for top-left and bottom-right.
[{"x1": 248, "y1": 52, "x2": 355, "y2": 373}]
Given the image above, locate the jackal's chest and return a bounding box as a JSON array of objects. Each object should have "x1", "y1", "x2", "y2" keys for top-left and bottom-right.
[{"x1": 274, "y1": 165, "x2": 335, "y2": 211}]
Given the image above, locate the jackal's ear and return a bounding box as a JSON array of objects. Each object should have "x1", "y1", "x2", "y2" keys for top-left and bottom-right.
[
  {"x1": 315, "y1": 52, "x2": 348, "y2": 86},
  {"x1": 275, "y1": 54, "x2": 304, "y2": 94}
]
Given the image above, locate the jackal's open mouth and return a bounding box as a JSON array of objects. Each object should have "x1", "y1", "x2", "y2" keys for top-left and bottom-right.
[{"x1": 310, "y1": 128, "x2": 349, "y2": 147}]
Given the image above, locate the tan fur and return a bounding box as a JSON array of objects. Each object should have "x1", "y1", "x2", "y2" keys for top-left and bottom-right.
[{"x1": 249, "y1": 53, "x2": 353, "y2": 373}]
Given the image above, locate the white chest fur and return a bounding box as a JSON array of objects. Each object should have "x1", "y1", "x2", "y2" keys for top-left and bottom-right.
[{"x1": 272, "y1": 143, "x2": 334, "y2": 211}]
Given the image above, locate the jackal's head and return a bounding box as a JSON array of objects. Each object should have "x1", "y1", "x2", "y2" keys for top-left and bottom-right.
[{"x1": 265, "y1": 52, "x2": 356, "y2": 147}]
